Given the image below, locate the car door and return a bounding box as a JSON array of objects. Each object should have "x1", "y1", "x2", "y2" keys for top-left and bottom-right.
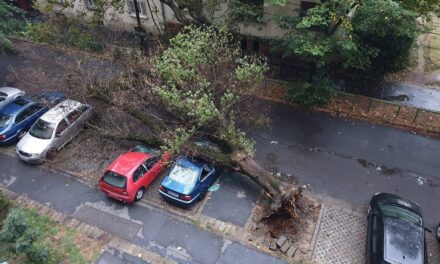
[
  {"x1": 53, "y1": 119, "x2": 70, "y2": 150},
  {"x1": 142, "y1": 156, "x2": 161, "y2": 187},
  {"x1": 199, "y1": 165, "x2": 215, "y2": 193},
  {"x1": 14, "y1": 106, "x2": 33, "y2": 134},
  {"x1": 132, "y1": 164, "x2": 148, "y2": 192},
  {"x1": 367, "y1": 208, "x2": 380, "y2": 264}
]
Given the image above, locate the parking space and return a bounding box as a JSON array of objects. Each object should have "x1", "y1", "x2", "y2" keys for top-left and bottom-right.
[{"x1": 202, "y1": 172, "x2": 261, "y2": 227}]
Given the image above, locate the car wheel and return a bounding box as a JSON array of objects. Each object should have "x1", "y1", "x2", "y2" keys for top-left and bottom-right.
[
  {"x1": 17, "y1": 130, "x2": 27, "y2": 140},
  {"x1": 135, "y1": 188, "x2": 145, "y2": 202},
  {"x1": 436, "y1": 223, "x2": 440, "y2": 243},
  {"x1": 45, "y1": 148, "x2": 57, "y2": 161},
  {"x1": 198, "y1": 190, "x2": 207, "y2": 201}
]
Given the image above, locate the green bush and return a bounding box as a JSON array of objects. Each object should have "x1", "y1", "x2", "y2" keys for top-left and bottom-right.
[
  {"x1": 0, "y1": 208, "x2": 60, "y2": 264},
  {"x1": 24, "y1": 19, "x2": 104, "y2": 52},
  {"x1": 286, "y1": 75, "x2": 339, "y2": 106},
  {"x1": 24, "y1": 22, "x2": 57, "y2": 43},
  {"x1": 0, "y1": 191, "x2": 9, "y2": 214}
]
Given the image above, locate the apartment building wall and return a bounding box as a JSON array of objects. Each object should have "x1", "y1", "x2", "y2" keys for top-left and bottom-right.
[{"x1": 36, "y1": 0, "x2": 318, "y2": 39}]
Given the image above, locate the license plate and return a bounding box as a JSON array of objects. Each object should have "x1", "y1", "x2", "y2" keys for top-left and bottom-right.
[{"x1": 167, "y1": 190, "x2": 179, "y2": 198}]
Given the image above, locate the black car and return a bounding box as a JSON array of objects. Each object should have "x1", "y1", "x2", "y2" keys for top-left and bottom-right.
[{"x1": 367, "y1": 193, "x2": 427, "y2": 264}]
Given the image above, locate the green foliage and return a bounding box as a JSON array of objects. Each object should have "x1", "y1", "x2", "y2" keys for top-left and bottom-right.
[
  {"x1": 351, "y1": 0, "x2": 418, "y2": 73},
  {"x1": 25, "y1": 23, "x2": 57, "y2": 43},
  {"x1": 228, "y1": 0, "x2": 264, "y2": 24},
  {"x1": 60, "y1": 229, "x2": 88, "y2": 264},
  {"x1": 285, "y1": 75, "x2": 339, "y2": 106},
  {"x1": 0, "y1": 191, "x2": 9, "y2": 213},
  {"x1": 153, "y1": 26, "x2": 267, "y2": 155},
  {"x1": 0, "y1": 208, "x2": 60, "y2": 264},
  {"x1": 0, "y1": 0, "x2": 26, "y2": 53},
  {"x1": 399, "y1": 0, "x2": 440, "y2": 16},
  {"x1": 24, "y1": 18, "x2": 104, "y2": 52}
]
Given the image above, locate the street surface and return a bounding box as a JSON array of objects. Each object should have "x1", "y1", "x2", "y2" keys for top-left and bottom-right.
[{"x1": 252, "y1": 102, "x2": 440, "y2": 227}]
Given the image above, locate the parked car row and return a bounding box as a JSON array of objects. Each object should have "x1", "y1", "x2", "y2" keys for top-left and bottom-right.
[
  {"x1": 0, "y1": 87, "x2": 93, "y2": 163},
  {"x1": 99, "y1": 148, "x2": 222, "y2": 206}
]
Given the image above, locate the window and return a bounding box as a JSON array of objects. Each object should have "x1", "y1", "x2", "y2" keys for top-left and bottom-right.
[
  {"x1": 300, "y1": 1, "x2": 318, "y2": 17},
  {"x1": 0, "y1": 113, "x2": 12, "y2": 128},
  {"x1": 84, "y1": 0, "x2": 100, "y2": 10},
  {"x1": 133, "y1": 165, "x2": 147, "y2": 182},
  {"x1": 127, "y1": 0, "x2": 147, "y2": 18},
  {"x1": 15, "y1": 108, "x2": 33, "y2": 124},
  {"x1": 241, "y1": 0, "x2": 263, "y2": 8},
  {"x1": 56, "y1": 119, "x2": 69, "y2": 136},
  {"x1": 67, "y1": 109, "x2": 83, "y2": 124},
  {"x1": 103, "y1": 171, "x2": 127, "y2": 189},
  {"x1": 143, "y1": 156, "x2": 159, "y2": 171},
  {"x1": 28, "y1": 104, "x2": 44, "y2": 116},
  {"x1": 29, "y1": 119, "x2": 56, "y2": 139},
  {"x1": 200, "y1": 165, "x2": 212, "y2": 181},
  {"x1": 252, "y1": 40, "x2": 259, "y2": 52}
]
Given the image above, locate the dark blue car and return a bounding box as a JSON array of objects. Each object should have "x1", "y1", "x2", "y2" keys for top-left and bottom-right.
[
  {"x1": 159, "y1": 156, "x2": 221, "y2": 206},
  {"x1": 0, "y1": 92, "x2": 65, "y2": 144}
]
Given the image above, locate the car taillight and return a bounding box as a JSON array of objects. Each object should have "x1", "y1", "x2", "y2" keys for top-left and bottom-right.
[
  {"x1": 159, "y1": 185, "x2": 165, "y2": 192},
  {"x1": 0, "y1": 135, "x2": 6, "y2": 140},
  {"x1": 181, "y1": 195, "x2": 192, "y2": 201}
]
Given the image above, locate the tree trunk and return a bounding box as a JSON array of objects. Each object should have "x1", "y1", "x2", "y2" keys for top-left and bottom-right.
[{"x1": 232, "y1": 152, "x2": 283, "y2": 211}]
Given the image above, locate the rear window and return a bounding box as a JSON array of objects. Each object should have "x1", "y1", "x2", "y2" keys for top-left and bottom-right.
[
  {"x1": 0, "y1": 113, "x2": 12, "y2": 128},
  {"x1": 0, "y1": 92, "x2": 7, "y2": 97},
  {"x1": 102, "y1": 171, "x2": 127, "y2": 189}
]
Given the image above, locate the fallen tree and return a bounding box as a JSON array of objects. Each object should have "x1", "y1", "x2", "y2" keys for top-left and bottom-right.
[{"x1": 65, "y1": 26, "x2": 301, "y2": 216}]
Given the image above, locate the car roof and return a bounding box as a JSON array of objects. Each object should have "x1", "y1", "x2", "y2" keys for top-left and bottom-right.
[
  {"x1": 107, "y1": 152, "x2": 151, "y2": 177},
  {"x1": 1, "y1": 97, "x2": 33, "y2": 115},
  {"x1": 40, "y1": 99, "x2": 82, "y2": 124},
  {"x1": 0, "y1": 87, "x2": 22, "y2": 96}
]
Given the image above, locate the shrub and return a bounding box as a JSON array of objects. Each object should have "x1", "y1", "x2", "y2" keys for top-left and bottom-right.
[
  {"x1": 286, "y1": 75, "x2": 339, "y2": 106},
  {"x1": 0, "y1": 208, "x2": 60, "y2": 264},
  {"x1": 24, "y1": 22, "x2": 57, "y2": 43}
]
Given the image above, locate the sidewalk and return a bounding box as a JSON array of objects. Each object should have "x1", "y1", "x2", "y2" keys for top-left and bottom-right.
[
  {"x1": 309, "y1": 195, "x2": 440, "y2": 264},
  {"x1": 0, "y1": 151, "x2": 287, "y2": 264}
]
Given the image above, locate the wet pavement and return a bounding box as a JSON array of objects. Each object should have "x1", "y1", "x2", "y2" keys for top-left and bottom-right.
[
  {"x1": 382, "y1": 82, "x2": 440, "y2": 112},
  {"x1": 97, "y1": 249, "x2": 150, "y2": 264},
  {"x1": 0, "y1": 153, "x2": 285, "y2": 264},
  {"x1": 251, "y1": 102, "x2": 440, "y2": 227},
  {"x1": 202, "y1": 172, "x2": 261, "y2": 227}
]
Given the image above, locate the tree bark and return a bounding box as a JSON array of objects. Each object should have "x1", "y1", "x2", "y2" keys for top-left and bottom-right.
[{"x1": 232, "y1": 152, "x2": 283, "y2": 211}]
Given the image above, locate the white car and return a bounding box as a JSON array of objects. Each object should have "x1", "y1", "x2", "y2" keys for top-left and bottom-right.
[
  {"x1": 0, "y1": 87, "x2": 25, "y2": 110},
  {"x1": 16, "y1": 99, "x2": 93, "y2": 163}
]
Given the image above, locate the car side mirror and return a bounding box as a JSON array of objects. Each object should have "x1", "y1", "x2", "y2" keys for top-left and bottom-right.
[
  {"x1": 424, "y1": 227, "x2": 432, "y2": 233},
  {"x1": 55, "y1": 132, "x2": 61, "y2": 137}
]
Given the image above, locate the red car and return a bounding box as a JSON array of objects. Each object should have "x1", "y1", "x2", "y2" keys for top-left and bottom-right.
[{"x1": 99, "y1": 151, "x2": 170, "y2": 203}]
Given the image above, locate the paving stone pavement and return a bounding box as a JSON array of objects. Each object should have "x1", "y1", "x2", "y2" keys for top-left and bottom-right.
[{"x1": 311, "y1": 205, "x2": 440, "y2": 264}]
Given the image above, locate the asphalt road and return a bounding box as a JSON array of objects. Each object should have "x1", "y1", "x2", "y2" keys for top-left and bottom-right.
[
  {"x1": 252, "y1": 102, "x2": 440, "y2": 227},
  {"x1": 0, "y1": 153, "x2": 284, "y2": 264}
]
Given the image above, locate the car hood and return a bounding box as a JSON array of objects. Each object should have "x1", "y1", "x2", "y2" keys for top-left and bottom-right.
[
  {"x1": 17, "y1": 134, "x2": 51, "y2": 154},
  {"x1": 161, "y1": 176, "x2": 194, "y2": 195}
]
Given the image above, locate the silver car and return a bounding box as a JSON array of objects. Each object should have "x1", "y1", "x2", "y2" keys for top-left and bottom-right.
[
  {"x1": 0, "y1": 87, "x2": 25, "y2": 110},
  {"x1": 16, "y1": 99, "x2": 93, "y2": 163}
]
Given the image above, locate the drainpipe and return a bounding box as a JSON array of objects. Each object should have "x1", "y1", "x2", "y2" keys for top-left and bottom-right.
[{"x1": 133, "y1": 0, "x2": 146, "y2": 53}]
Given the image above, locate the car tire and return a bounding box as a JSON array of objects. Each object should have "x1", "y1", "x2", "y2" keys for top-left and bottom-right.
[
  {"x1": 135, "y1": 188, "x2": 145, "y2": 202},
  {"x1": 436, "y1": 223, "x2": 440, "y2": 243},
  {"x1": 45, "y1": 148, "x2": 57, "y2": 161},
  {"x1": 199, "y1": 190, "x2": 207, "y2": 201},
  {"x1": 17, "y1": 130, "x2": 27, "y2": 140}
]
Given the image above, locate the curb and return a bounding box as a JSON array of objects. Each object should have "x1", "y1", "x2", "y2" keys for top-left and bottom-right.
[{"x1": 0, "y1": 186, "x2": 177, "y2": 264}]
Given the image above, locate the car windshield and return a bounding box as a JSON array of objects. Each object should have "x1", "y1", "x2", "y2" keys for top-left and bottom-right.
[
  {"x1": 102, "y1": 171, "x2": 126, "y2": 189},
  {"x1": 0, "y1": 113, "x2": 11, "y2": 128},
  {"x1": 29, "y1": 119, "x2": 55, "y2": 139},
  {"x1": 169, "y1": 161, "x2": 200, "y2": 187},
  {"x1": 383, "y1": 217, "x2": 424, "y2": 264},
  {"x1": 379, "y1": 203, "x2": 423, "y2": 226}
]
